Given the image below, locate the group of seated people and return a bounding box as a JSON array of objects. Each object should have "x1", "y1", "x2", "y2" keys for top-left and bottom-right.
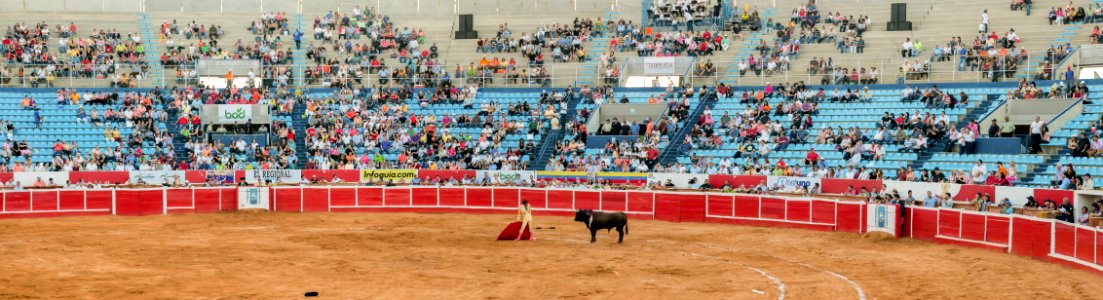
[
  {"x1": 459, "y1": 59, "x2": 551, "y2": 87},
  {"x1": 249, "y1": 11, "x2": 290, "y2": 36},
  {"x1": 293, "y1": 84, "x2": 539, "y2": 171},
  {"x1": 478, "y1": 19, "x2": 598, "y2": 64},
  {"x1": 160, "y1": 20, "x2": 224, "y2": 40},
  {"x1": 646, "y1": 0, "x2": 720, "y2": 27},
  {"x1": 1007, "y1": 78, "x2": 1091, "y2": 100},
  {"x1": 617, "y1": 29, "x2": 728, "y2": 57},
  {"x1": 901, "y1": 84, "x2": 970, "y2": 109},
  {"x1": 1049, "y1": 163, "x2": 1096, "y2": 191},
  {"x1": 898, "y1": 59, "x2": 932, "y2": 82},
  {"x1": 808, "y1": 58, "x2": 880, "y2": 85},
  {"x1": 1047, "y1": 3, "x2": 1103, "y2": 25},
  {"x1": 1031, "y1": 43, "x2": 1074, "y2": 80},
  {"x1": 1, "y1": 21, "x2": 147, "y2": 84}
]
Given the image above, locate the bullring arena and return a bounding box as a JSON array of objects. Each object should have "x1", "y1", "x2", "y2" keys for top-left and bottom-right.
[
  {"x1": 4, "y1": 0, "x2": 1103, "y2": 298},
  {"x1": 0, "y1": 184, "x2": 1101, "y2": 299}
]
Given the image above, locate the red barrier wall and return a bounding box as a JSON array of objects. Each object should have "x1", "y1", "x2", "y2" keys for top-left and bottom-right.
[
  {"x1": 953, "y1": 184, "x2": 996, "y2": 201},
  {"x1": 707, "y1": 175, "x2": 766, "y2": 189},
  {"x1": 301, "y1": 170, "x2": 360, "y2": 183},
  {"x1": 1, "y1": 186, "x2": 1100, "y2": 275},
  {"x1": 821, "y1": 178, "x2": 881, "y2": 194},
  {"x1": 1034, "y1": 188, "x2": 1074, "y2": 203},
  {"x1": 417, "y1": 170, "x2": 477, "y2": 181},
  {"x1": 70, "y1": 171, "x2": 130, "y2": 184}
]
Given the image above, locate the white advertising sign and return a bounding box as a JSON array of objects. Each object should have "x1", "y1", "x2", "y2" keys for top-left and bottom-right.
[
  {"x1": 643, "y1": 57, "x2": 676, "y2": 75},
  {"x1": 237, "y1": 187, "x2": 270, "y2": 210},
  {"x1": 246, "y1": 170, "x2": 302, "y2": 184},
  {"x1": 129, "y1": 170, "x2": 186, "y2": 185},
  {"x1": 13, "y1": 172, "x2": 70, "y2": 187},
  {"x1": 767, "y1": 176, "x2": 821, "y2": 193},
  {"x1": 866, "y1": 203, "x2": 900, "y2": 237},
  {"x1": 647, "y1": 172, "x2": 709, "y2": 188},
  {"x1": 476, "y1": 170, "x2": 536, "y2": 184},
  {"x1": 217, "y1": 104, "x2": 253, "y2": 123}
]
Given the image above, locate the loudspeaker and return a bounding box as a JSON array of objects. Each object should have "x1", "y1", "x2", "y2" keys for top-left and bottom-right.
[
  {"x1": 891, "y1": 3, "x2": 906, "y2": 22},
  {"x1": 887, "y1": 22, "x2": 912, "y2": 31},
  {"x1": 454, "y1": 30, "x2": 479, "y2": 39},
  {"x1": 459, "y1": 14, "x2": 474, "y2": 31}
]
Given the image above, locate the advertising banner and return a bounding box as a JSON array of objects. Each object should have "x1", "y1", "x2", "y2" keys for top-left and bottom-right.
[
  {"x1": 217, "y1": 104, "x2": 253, "y2": 123},
  {"x1": 206, "y1": 170, "x2": 237, "y2": 184},
  {"x1": 237, "y1": 187, "x2": 270, "y2": 210},
  {"x1": 12, "y1": 172, "x2": 70, "y2": 187},
  {"x1": 643, "y1": 57, "x2": 676, "y2": 75},
  {"x1": 359, "y1": 169, "x2": 418, "y2": 183},
  {"x1": 476, "y1": 170, "x2": 537, "y2": 184},
  {"x1": 767, "y1": 176, "x2": 821, "y2": 193},
  {"x1": 246, "y1": 170, "x2": 302, "y2": 184},
  {"x1": 866, "y1": 203, "x2": 901, "y2": 237},
  {"x1": 536, "y1": 171, "x2": 592, "y2": 182},
  {"x1": 647, "y1": 173, "x2": 710, "y2": 188},
  {"x1": 129, "y1": 170, "x2": 187, "y2": 185}
]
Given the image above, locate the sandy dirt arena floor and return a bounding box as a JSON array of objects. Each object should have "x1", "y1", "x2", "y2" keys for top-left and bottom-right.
[{"x1": 0, "y1": 212, "x2": 1100, "y2": 299}]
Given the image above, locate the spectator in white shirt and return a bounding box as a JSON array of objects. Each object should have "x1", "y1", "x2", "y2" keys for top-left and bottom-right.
[{"x1": 971, "y1": 160, "x2": 987, "y2": 184}]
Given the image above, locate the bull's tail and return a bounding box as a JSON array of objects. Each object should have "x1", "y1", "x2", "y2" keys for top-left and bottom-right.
[{"x1": 625, "y1": 221, "x2": 629, "y2": 235}]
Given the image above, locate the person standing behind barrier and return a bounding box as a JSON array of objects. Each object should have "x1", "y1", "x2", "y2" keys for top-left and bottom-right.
[
  {"x1": 1029, "y1": 116, "x2": 1045, "y2": 154},
  {"x1": 516, "y1": 200, "x2": 533, "y2": 241}
]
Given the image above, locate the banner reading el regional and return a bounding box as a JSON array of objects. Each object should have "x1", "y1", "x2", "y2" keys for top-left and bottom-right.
[
  {"x1": 245, "y1": 170, "x2": 302, "y2": 184},
  {"x1": 866, "y1": 203, "x2": 901, "y2": 237},
  {"x1": 359, "y1": 169, "x2": 418, "y2": 183}
]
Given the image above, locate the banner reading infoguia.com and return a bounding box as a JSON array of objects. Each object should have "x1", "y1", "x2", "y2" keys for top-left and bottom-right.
[{"x1": 359, "y1": 169, "x2": 418, "y2": 183}]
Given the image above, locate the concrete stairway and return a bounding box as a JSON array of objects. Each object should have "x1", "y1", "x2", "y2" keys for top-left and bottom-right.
[
  {"x1": 292, "y1": 13, "x2": 308, "y2": 87},
  {"x1": 137, "y1": 13, "x2": 167, "y2": 87}
]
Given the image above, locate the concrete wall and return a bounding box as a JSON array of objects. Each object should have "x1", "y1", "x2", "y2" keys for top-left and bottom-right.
[
  {"x1": 64, "y1": 0, "x2": 103, "y2": 12},
  {"x1": 24, "y1": 0, "x2": 65, "y2": 11},
  {"x1": 262, "y1": 0, "x2": 297, "y2": 13},
  {"x1": 105, "y1": 0, "x2": 142, "y2": 12},
  {"x1": 146, "y1": 0, "x2": 182, "y2": 12},
  {"x1": 0, "y1": 0, "x2": 636, "y2": 13},
  {"x1": 223, "y1": 0, "x2": 261, "y2": 13},
  {"x1": 0, "y1": 0, "x2": 24, "y2": 12},
  {"x1": 181, "y1": 0, "x2": 219, "y2": 13}
]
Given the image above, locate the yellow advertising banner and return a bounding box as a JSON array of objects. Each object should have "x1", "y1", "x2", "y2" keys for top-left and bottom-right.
[{"x1": 359, "y1": 169, "x2": 418, "y2": 183}]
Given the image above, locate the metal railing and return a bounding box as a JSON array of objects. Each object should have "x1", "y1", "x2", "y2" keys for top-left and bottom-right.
[{"x1": 0, "y1": 52, "x2": 1078, "y2": 89}]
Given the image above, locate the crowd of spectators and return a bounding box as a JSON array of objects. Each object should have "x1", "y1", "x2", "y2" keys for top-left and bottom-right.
[
  {"x1": 249, "y1": 11, "x2": 290, "y2": 36},
  {"x1": 808, "y1": 57, "x2": 880, "y2": 85},
  {"x1": 0, "y1": 89, "x2": 178, "y2": 172},
  {"x1": 2, "y1": 21, "x2": 147, "y2": 87},
  {"x1": 645, "y1": 0, "x2": 721, "y2": 29},
  {"x1": 478, "y1": 20, "x2": 596, "y2": 63},
  {"x1": 296, "y1": 84, "x2": 540, "y2": 171},
  {"x1": 160, "y1": 20, "x2": 224, "y2": 40}
]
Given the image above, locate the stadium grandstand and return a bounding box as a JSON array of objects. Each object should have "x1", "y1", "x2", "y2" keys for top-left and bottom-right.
[{"x1": 0, "y1": 0, "x2": 1102, "y2": 297}]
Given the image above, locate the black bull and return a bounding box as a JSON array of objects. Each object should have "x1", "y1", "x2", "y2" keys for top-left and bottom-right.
[{"x1": 574, "y1": 209, "x2": 629, "y2": 243}]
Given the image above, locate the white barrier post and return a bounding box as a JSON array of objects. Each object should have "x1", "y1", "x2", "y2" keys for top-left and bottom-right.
[
  {"x1": 111, "y1": 188, "x2": 116, "y2": 215},
  {"x1": 83, "y1": 190, "x2": 87, "y2": 210},
  {"x1": 162, "y1": 188, "x2": 168, "y2": 215},
  {"x1": 1007, "y1": 215, "x2": 1015, "y2": 253}
]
